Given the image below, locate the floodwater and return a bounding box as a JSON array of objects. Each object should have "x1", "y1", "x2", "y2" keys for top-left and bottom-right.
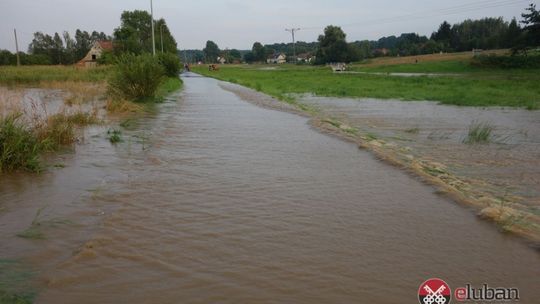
[
  {"x1": 1, "y1": 74, "x2": 539, "y2": 303},
  {"x1": 298, "y1": 96, "x2": 540, "y2": 208}
]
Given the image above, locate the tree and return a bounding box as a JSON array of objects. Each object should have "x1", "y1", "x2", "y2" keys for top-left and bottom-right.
[
  {"x1": 0, "y1": 50, "x2": 16, "y2": 65},
  {"x1": 114, "y1": 10, "x2": 175, "y2": 54},
  {"x1": 63, "y1": 31, "x2": 77, "y2": 64},
  {"x1": 229, "y1": 49, "x2": 242, "y2": 62},
  {"x1": 155, "y1": 19, "x2": 178, "y2": 53},
  {"x1": 75, "y1": 29, "x2": 92, "y2": 59},
  {"x1": 315, "y1": 25, "x2": 349, "y2": 64},
  {"x1": 505, "y1": 18, "x2": 523, "y2": 49},
  {"x1": 431, "y1": 21, "x2": 453, "y2": 51},
  {"x1": 52, "y1": 33, "x2": 64, "y2": 64},
  {"x1": 423, "y1": 40, "x2": 442, "y2": 54},
  {"x1": 203, "y1": 40, "x2": 220, "y2": 63},
  {"x1": 243, "y1": 52, "x2": 255, "y2": 63},
  {"x1": 521, "y1": 4, "x2": 540, "y2": 47},
  {"x1": 252, "y1": 42, "x2": 266, "y2": 62}
]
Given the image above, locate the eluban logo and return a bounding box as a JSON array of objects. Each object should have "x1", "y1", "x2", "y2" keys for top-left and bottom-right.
[
  {"x1": 454, "y1": 284, "x2": 520, "y2": 302},
  {"x1": 418, "y1": 278, "x2": 452, "y2": 304}
]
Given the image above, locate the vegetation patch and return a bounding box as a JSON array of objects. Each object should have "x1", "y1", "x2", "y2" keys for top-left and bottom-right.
[
  {"x1": 0, "y1": 66, "x2": 110, "y2": 85},
  {"x1": 156, "y1": 77, "x2": 183, "y2": 101},
  {"x1": 193, "y1": 64, "x2": 540, "y2": 109},
  {"x1": 108, "y1": 53, "x2": 165, "y2": 101},
  {"x1": 16, "y1": 207, "x2": 74, "y2": 240},
  {"x1": 405, "y1": 127, "x2": 420, "y2": 134},
  {"x1": 0, "y1": 114, "x2": 41, "y2": 173},
  {"x1": 0, "y1": 110, "x2": 100, "y2": 173},
  {"x1": 463, "y1": 121, "x2": 494, "y2": 144},
  {"x1": 0, "y1": 259, "x2": 35, "y2": 304},
  {"x1": 472, "y1": 54, "x2": 540, "y2": 69},
  {"x1": 108, "y1": 53, "x2": 182, "y2": 103},
  {"x1": 107, "y1": 129, "x2": 123, "y2": 144}
]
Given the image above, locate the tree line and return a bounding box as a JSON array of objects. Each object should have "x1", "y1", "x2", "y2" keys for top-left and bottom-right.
[
  {"x1": 0, "y1": 10, "x2": 178, "y2": 66},
  {"x1": 197, "y1": 3, "x2": 539, "y2": 64}
]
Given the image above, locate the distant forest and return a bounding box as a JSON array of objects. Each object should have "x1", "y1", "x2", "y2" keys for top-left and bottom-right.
[{"x1": 183, "y1": 4, "x2": 539, "y2": 64}]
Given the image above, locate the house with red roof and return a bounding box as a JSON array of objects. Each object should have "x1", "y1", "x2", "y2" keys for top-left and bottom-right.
[{"x1": 77, "y1": 41, "x2": 114, "y2": 67}]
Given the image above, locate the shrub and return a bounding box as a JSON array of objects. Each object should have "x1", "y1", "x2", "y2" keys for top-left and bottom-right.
[
  {"x1": 157, "y1": 53, "x2": 181, "y2": 77},
  {"x1": 108, "y1": 53, "x2": 165, "y2": 101},
  {"x1": 471, "y1": 54, "x2": 540, "y2": 69},
  {"x1": 0, "y1": 114, "x2": 41, "y2": 172}
]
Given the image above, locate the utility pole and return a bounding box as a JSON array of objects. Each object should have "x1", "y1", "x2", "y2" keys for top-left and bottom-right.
[
  {"x1": 150, "y1": 0, "x2": 156, "y2": 56},
  {"x1": 285, "y1": 28, "x2": 300, "y2": 64},
  {"x1": 14, "y1": 29, "x2": 20, "y2": 66},
  {"x1": 160, "y1": 23, "x2": 164, "y2": 53}
]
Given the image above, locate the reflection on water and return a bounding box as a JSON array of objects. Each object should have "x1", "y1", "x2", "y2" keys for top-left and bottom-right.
[{"x1": 1, "y1": 75, "x2": 539, "y2": 303}]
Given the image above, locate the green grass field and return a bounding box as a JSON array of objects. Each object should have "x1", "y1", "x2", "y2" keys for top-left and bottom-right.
[
  {"x1": 350, "y1": 60, "x2": 476, "y2": 73},
  {"x1": 0, "y1": 65, "x2": 111, "y2": 84},
  {"x1": 192, "y1": 62, "x2": 540, "y2": 109}
]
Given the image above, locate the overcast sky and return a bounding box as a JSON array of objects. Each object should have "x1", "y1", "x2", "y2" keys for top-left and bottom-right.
[{"x1": 0, "y1": 0, "x2": 535, "y2": 52}]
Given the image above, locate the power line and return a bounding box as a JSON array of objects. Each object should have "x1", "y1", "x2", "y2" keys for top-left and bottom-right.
[{"x1": 285, "y1": 28, "x2": 301, "y2": 62}]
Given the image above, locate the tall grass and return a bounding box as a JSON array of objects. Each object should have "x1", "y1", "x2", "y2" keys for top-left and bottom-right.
[
  {"x1": 463, "y1": 121, "x2": 493, "y2": 144},
  {"x1": 0, "y1": 114, "x2": 41, "y2": 173},
  {"x1": 0, "y1": 111, "x2": 99, "y2": 173},
  {"x1": 0, "y1": 66, "x2": 110, "y2": 85}
]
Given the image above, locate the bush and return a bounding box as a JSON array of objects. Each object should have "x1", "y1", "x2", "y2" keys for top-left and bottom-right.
[
  {"x1": 157, "y1": 53, "x2": 181, "y2": 77},
  {"x1": 97, "y1": 50, "x2": 117, "y2": 65},
  {"x1": 108, "y1": 53, "x2": 165, "y2": 101},
  {"x1": 0, "y1": 114, "x2": 41, "y2": 172},
  {"x1": 471, "y1": 54, "x2": 540, "y2": 69}
]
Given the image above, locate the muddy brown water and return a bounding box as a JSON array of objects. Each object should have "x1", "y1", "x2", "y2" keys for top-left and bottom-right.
[
  {"x1": 297, "y1": 96, "x2": 540, "y2": 208},
  {"x1": 1, "y1": 74, "x2": 539, "y2": 303}
]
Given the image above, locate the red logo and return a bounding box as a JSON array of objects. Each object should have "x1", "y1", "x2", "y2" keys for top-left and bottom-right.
[{"x1": 419, "y1": 278, "x2": 452, "y2": 304}]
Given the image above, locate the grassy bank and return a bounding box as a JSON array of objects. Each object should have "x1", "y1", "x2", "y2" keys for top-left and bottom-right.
[
  {"x1": 192, "y1": 63, "x2": 540, "y2": 109},
  {"x1": 156, "y1": 77, "x2": 183, "y2": 100}
]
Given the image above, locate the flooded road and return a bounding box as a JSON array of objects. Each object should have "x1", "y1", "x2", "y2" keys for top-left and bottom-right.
[{"x1": 1, "y1": 74, "x2": 539, "y2": 303}]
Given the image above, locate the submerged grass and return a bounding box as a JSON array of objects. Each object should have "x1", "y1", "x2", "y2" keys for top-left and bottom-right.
[
  {"x1": 107, "y1": 129, "x2": 123, "y2": 144},
  {"x1": 16, "y1": 206, "x2": 74, "y2": 240},
  {"x1": 193, "y1": 63, "x2": 540, "y2": 108},
  {"x1": 463, "y1": 121, "x2": 494, "y2": 144},
  {"x1": 0, "y1": 259, "x2": 35, "y2": 304}
]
